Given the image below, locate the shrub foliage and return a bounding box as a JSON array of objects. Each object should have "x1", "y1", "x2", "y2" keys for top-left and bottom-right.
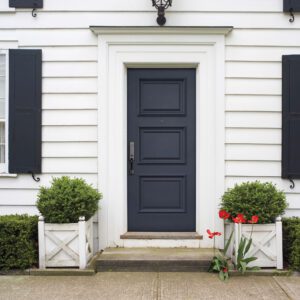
[
  {"x1": 37, "y1": 176, "x2": 101, "y2": 223},
  {"x1": 283, "y1": 217, "x2": 300, "y2": 271},
  {"x1": 220, "y1": 181, "x2": 287, "y2": 223},
  {"x1": 0, "y1": 215, "x2": 38, "y2": 270}
]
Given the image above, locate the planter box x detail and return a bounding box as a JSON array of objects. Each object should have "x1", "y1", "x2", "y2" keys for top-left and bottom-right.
[{"x1": 38, "y1": 216, "x2": 94, "y2": 269}]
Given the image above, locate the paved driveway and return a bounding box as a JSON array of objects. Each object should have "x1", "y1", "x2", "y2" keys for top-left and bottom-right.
[{"x1": 0, "y1": 273, "x2": 299, "y2": 300}]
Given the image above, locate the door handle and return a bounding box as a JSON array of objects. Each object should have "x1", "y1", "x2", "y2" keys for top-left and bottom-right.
[{"x1": 129, "y1": 142, "x2": 135, "y2": 175}]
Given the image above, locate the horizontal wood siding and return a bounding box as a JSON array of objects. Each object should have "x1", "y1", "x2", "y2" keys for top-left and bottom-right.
[
  {"x1": 0, "y1": 35, "x2": 98, "y2": 215},
  {"x1": 0, "y1": 0, "x2": 299, "y2": 223},
  {"x1": 225, "y1": 30, "x2": 300, "y2": 218}
]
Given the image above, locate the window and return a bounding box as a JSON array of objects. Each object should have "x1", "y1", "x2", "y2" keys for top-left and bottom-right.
[{"x1": 0, "y1": 50, "x2": 8, "y2": 173}]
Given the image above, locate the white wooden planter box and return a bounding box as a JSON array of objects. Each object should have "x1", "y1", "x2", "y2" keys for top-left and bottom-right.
[
  {"x1": 224, "y1": 217, "x2": 283, "y2": 269},
  {"x1": 38, "y1": 216, "x2": 93, "y2": 269}
]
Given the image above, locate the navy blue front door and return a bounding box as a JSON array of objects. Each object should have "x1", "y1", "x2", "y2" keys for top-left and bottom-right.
[{"x1": 127, "y1": 69, "x2": 196, "y2": 231}]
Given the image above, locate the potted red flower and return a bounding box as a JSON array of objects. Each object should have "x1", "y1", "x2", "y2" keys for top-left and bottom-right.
[
  {"x1": 208, "y1": 211, "x2": 259, "y2": 280},
  {"x1": 220, "y1": 181, "x2": 287, "y2": 269}
]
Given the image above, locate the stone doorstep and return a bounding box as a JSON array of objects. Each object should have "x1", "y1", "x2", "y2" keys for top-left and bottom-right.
[
  {"x1": 120, "y1": 232, "x2": 203, "y2": 240},
  {"x1": 95, "y1": 248, "x2": 296, "y2": 275},
  {"x1": 96, "y1": 248, "x2": 214, "y2": 272}
]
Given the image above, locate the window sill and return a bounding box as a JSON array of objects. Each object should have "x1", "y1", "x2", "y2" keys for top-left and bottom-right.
[{"x1": 0, "y1": 173, "x2": 17, "y2": 178}]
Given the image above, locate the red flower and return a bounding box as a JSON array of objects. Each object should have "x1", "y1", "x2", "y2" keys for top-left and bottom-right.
[
  {"x1": 207, "y1": 229, "x2": 214, "y2": 239},
  {"x1": 219, "y1": 210, "x2": 230, "y2": 220},
  {"x1": 232, "y1": 213, "x2": 247, "y2": 224},
  {"x1": 248, "y1": 215, "x2": 259, "y2": 224},
  {"x1": 223, "y1": 267, "x2": 228, "y2": 273},
  {"x1": 207, "y1": 229, "x2": 222, "y2": 239}
]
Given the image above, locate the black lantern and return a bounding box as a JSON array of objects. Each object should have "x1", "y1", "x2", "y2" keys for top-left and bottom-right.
[{"x1": 152, "y1": 0, "x2": 172, "y2": 26}]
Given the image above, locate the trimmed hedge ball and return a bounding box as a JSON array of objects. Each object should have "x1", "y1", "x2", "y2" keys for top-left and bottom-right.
[{"x1": 37, "y1": 176, "x2": 101, "y2": 223}]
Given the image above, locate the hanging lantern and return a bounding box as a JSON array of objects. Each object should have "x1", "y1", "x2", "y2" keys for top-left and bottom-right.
[{"x1": 152, "y1": 0, "x2": 172, "y2": 26}]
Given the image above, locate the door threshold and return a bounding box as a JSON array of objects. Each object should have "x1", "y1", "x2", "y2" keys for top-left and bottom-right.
[{"x1": 120, "y1": 232, "x2": 203, "y2": 240}]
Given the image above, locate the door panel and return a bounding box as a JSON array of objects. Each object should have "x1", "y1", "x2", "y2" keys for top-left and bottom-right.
[{"x1": 127, "y1": 69, "x2": 196, "y2": 232}]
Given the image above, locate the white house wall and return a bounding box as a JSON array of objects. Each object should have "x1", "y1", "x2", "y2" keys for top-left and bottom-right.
[{"x1": 0, "y1": 0, "x2": 299, "y2": 236}]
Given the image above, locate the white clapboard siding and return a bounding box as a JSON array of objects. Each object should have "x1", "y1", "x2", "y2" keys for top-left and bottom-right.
[
  {"x1": 42, "y1": 126, "x2": 97, "y2": 142},
  {"x1": 0, "y1": 190, "x2": 39, "y2": 206},
  {"x1": 285, "y1": 210, "x2": 300, "y2": 218},
  {"x1": 285, "y1": 204, "x2": 300, "y2": 218},
  {"x1": 0, "y1": 174, "x2": 98, "y2": 190},
  {"x1": 226, "y1": 161, "x2": 281, "y2": 177},
  {"x1": 226, "y1": 112, "x2": 281, "y2": 128},
  {"x1": 286, "y1": 194, "x2": 300, "y2": 209},
  {"x1": 42, "y1": 110, "x2": 97, "y2": 126},
  {"x1": 226, "y1": 144, "x2": 281, "y2": 161},
  {"x1": 226, "y1": 79, "x2": 281, "y2": 95},
  {"x1": 226, "y1": 29, "x2": 300, "y2": 47},
  {"x1": 43, "y1": 62, "x2": 97, "y2": 78},
  {"x1": 43, "y1": 78, "x2": 98, "y2": 94},
  {"x1": 226, "y1": 62, "x2": 281, "y2": 79},
  {"x1": 39, "y1": 0, "x2": 285, "y2": 12},
  {"x1": 226, "y1": 128, "x2": 281, "y2": 145},
  {"x1": 42, "y1": 142, "x2": 97, "y2": 158},
  {"x1": 43, "y1": 94, "x2": 97, "y2": 110},
  {"x1": 42, "y1": 46, "x2": 98, "y2": 62},
  {"x1": 0, "y1": 41, "x2": 18, "y2": 49},
  {"x1": 16, "y1": 29, "x2": 97, "y2": 46},
  {"x1": 226, "y1": 95, "x2": 281, "y2": 112},
  {"x1": 1, "y1": 13, "x2": 300, "y2": 30},
  {"x1": 226, "y1": 177, "x2": 300, "y2": 194},
  {"x1": 0, "y1": 3, "x2": 14, "y2": 11},
  {"x1": 0, "y1": 206, "x2": 39, "y2": 216},
  {"x1": 226, "y1": 46, "x2": 300, "y2": 62},
  {"x1": 42, "y1": 158, "x2": 98, "y2": 173},
  {"x1": 0, "y1": 30, "x2": 17, "y2": 41}
]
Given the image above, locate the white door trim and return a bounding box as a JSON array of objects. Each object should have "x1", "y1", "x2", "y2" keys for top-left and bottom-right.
[{"x1": 92, "y1": 27, "x2": 231, "y2": 249}]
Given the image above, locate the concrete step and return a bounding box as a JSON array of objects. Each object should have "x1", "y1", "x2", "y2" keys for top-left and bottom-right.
[
  {"x1": 95, "y1": 248, "x2": 214, "y2": 272},
  {"x1": 120, "y1": 232, "x2": 203, "y2": 240}
]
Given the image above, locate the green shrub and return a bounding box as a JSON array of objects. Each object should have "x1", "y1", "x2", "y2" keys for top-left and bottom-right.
[
  {"x1": 37, "y1": 176, "x2": 101, "y2": 223},
  {"x1": 220, "y1": 181, "x2": 287, "y2": 223},
  {"x1": 0, "y1": 215, "x2": 38, "y2": 270},
  {"x1": 283, "y1": 217, "x2": 300, "y2": 271}
]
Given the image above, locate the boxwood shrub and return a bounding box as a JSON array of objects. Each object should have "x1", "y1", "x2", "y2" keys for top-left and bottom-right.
[
  {"x1": 37, "y1": 176, "x2": 101, "y2": 223},
  {"x1": 0, "y1": 215, "x2": 38, "y2": 270},
  {"x1": 220, "y1": 181, "x2": 288, "y2": 223},
  {"x1": 283, "y1": 217, "x2": 300, "y2": 271}
]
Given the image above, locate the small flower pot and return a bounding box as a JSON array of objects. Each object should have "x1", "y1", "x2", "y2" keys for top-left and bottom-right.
[
  {"x1": 38, "y1": 216, "x2": 94, "y2": 269},
  {"x1": 224, "y1": 217, "x2": 283, "y2": 269}
]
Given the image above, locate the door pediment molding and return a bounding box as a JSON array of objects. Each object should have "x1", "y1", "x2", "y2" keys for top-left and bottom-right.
[{"x1": 90, "y1": 26, "x2": 233, "y2": 36}]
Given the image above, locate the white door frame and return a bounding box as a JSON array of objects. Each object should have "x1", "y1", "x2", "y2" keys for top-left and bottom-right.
[{"x1": 91, "y1": 27, "x2": 232, "y2": 250}]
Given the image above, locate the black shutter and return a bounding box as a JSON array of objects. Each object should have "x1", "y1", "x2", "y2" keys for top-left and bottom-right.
[
  {"x1": 282, "y1": 55, "x2": 300, "y2": 179},
  {"x1": 9, "y1": 49, "x2": 42, "y2": 174},
  {"x1": 9, "y1": 0, "x2": 43, "y2": 8},
  {"x1": 284, "y1": 0, "x2": 300, "y2": 12}
]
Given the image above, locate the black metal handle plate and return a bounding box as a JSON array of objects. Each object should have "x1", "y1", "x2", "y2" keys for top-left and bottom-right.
[{"x1": 129, "y1": 142, "x2": 135, "y2": 175}]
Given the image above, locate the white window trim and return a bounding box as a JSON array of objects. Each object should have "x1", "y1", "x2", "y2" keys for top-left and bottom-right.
[
  {"x1": 91, "y1": 26, "x2": 232, "y2": 250},
  {"x1": 0, "y1": 49, "x2": 9, "y2": 174}
]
